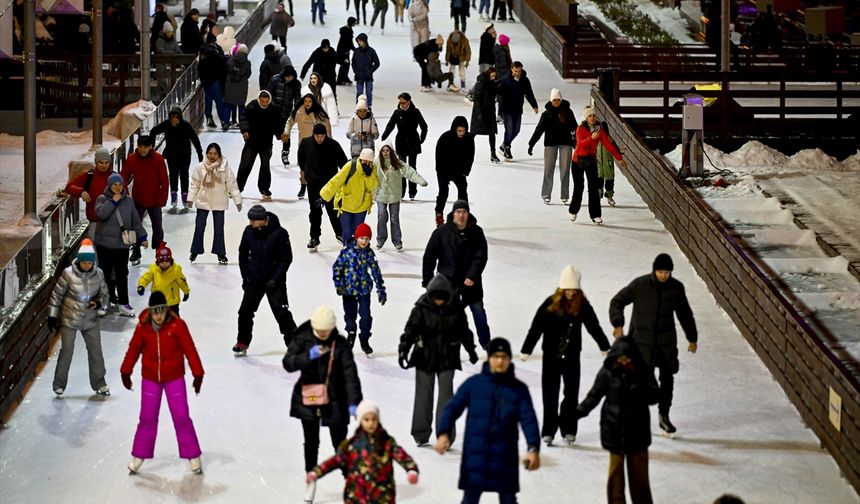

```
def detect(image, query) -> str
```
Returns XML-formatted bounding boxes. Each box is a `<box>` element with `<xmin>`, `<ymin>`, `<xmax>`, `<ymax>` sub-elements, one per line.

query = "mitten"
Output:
<box><xmin>336</xmin><ymin>287</ymin><xmax>345</xmax><ymax>296</ymax></box>
<box><xmin>183</xmin><ymin>292</ymin><xmax>190</xmax><ymax>302</ymax></box>
<box><xmin>468</xmin><ymin>349</ymin><xmax>479</xmax><ymax>365</ymax></box>
<box><xmin>121</xmin><ymin>373</ymin><xmax>133</xmax><ymax>390</ymax></box>
<box><xmin>407</xmin><ymin>470</ymin><xmax>419</xmax><ymax>485</ymax></box>
<box><xmin>236</xmin><ymin>203</ymin><xmax>243</xmax><ymax>212</ymax></box>
<box><xmin>378</xmin><ymin>289</ymin><xmax>387</xmax><ymax>305</ymax></box>
<box><xmin>309</xmin><ymin>345</ymin><xmax>323</xmax><ymax>360</ymax></box>
<box><xmin>192</xmin><ymin>376</ymin><xmax>203</xmax><ymax>394</ymax></box>
<box><xmin>47</xmin><ymin>316</ymin><xmax>58</xmax><ymax>332</ymax></box>
<box><xmin>527</xmin><ymin>145</ymin><xmax>534</xmax><ymax>156</ymax></box>
<box><xmin>137</xmin><ymin>286</ymin><xmax>145</xmax><ymax>296</ymax></box>
<box><xmin>398</xmin><ymin>345</ymin><xmax>411</xmax><ymax>369</ymax></box>
<box><xmin>349</xmin><ymin>404</ymin><xmax>358</xmax><ymax>418</ymax></box>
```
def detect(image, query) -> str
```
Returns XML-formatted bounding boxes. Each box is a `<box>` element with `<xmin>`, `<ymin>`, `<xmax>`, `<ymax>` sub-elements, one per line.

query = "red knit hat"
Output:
<box><xmin>354</xmin><ymin>223</ymin><xmax>372</xmax><ymax>240</ymax></box>
<box><xmin>156</xmin><ymin>242</ymin><xmax>173</xmax><ymax>262</ymax></box>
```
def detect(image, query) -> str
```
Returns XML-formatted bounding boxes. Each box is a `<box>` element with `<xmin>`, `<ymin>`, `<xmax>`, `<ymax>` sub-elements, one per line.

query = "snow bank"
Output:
<box><xmin>104</xmin><ymin>100</ymin><xmax>156</xmax><ymax>140</ymax></box>
<box><xmin>576</xmin><ymin>0</ymin><xmax>700</xmax><ymax>45</ymax></box>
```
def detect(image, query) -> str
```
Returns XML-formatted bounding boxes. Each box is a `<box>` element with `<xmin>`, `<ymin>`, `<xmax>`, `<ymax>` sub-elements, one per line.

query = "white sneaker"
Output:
<box><xmin>542</xmin><ymin>435</ymin><xmax>553</xmax><ymax>446</ymax></box>
<box><xmin>592</xmin><ymin>217</ymin><xmax>604</xmax><ymax>225</ymax></box>
<box><xmin>561</xmin><ymin>199</ymin><xmax>569</xmax><ymax>205</ymax></box>
<box><xmin>304</xmin><ymin>480</ymin><xmax>317</xmax><ymax>503</ymax></box>
<box><xmin>448</xmin><ymin>84</ymin><xmax>460</xmax><ymax>92</ymax></box>
<box><xmin>53</xmin><ymin>387</ymin><xmax>64</xmax><ymax>396</ymax></box>
<box><xmin>189</xmin><ymin>457</ymin><xmax>203</xmax><ymax>474</ymax></box>
<box><xmin>96</xmin><ymin>386</ymin><xmax>111</xmax><ymax>396</ymax></box>
<box><xmin>542</xmin><ymin>198</ymin><xmax>550</xmax><ymax>205</ymax></box>
<box><xmin>569</xmin><ymin>213</ymin><xmax>577</xmax><ymax>221</ymax></box>
<box><xmin>118</xmin><ymin>304</ymin><xmax>135</xmax><ymax>317</ymax></box>
<box><xmin>97</xmin><ymin>308</ymin><xmax>108</xmax><ymax>318</ymax></box>
<box><xmin>128</xmin><ymin>457</ymin><xmax>144</xmax><ymax>474</ymax></box>
<box><xmin>564</xmin><ymin>434</ymin><xmax>576</xmax><ymax>445</ymax></box>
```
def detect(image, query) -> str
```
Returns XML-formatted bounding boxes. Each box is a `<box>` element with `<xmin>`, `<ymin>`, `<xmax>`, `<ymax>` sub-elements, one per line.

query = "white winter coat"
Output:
<box><xmin>188</xmin><ymin>158</ymin><xmax>242</xmax><ymax>211</ymax></box>
<box><xmin>408</xmin><ymin>0</ymin><xmax>430</xmax><ymax>48</ymax></box>
<box><xmin>346</xmin><ymin>112</ymin><xmax>379</xmax><ymax>157</ymax></box>
<box><xmin>301</xmin><ymin>83</ymin><xmax>339</xmax><ymax>126</ymax></box>
<box><xmin>49</xmin><ymin>262</ymin><xmax>109</xmax><ymax>331</ymax></box>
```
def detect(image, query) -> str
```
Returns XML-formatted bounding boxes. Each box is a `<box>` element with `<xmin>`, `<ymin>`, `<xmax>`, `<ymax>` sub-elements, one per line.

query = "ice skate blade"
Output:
<box><xmin>234</xmin><ymin>350</ymin><xmax>247</xmax><ymax>357</ymax></box>
<box><xmin>660</xmin><ymin>430</ymin><xmax>676</xmax><ymax>439</ymax></box>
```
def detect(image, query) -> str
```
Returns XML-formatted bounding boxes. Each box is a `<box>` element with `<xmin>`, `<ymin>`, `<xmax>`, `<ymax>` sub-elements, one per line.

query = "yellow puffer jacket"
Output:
<box><xmin>320</xmin><ymin>159</ymin><xmax>379</xmax><ymax>216</ymax></box>
<box><xmin>137</xmin><ymin>262</ymin><xmax>190</xmax><ymax>306</ymax></box>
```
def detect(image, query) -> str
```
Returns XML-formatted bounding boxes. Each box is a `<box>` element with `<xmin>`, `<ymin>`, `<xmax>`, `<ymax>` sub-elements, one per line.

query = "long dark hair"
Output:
<box><xmin>290</xmin><ymin>93</ymin><xmax>329</xmax><ymax>121</ymax></box>
<box><xmin>308</xmin><ymin>72</ymin><xmax>324</xmax><ymax>104</ymax></box>
<box><xmin>378</xmin><ymin>144</ymin><xmax>403</xmax><ymax>171</ymax></box>
<box><xmin>205</xmin><ymin>142</ymin><xmax>222</xmax><ymax>158</ymax></box>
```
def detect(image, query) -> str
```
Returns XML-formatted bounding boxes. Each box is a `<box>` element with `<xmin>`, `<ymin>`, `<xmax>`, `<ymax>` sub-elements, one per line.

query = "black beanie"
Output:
<box><xmin>653</xmin><ymin>253</ymin><xmax>674</xmax><ymax>272</ymax></box>
<box><xmin>149</xmin><ymin>290</ymin><xmax>168</xmax><ymax>307</ymax></box>
<box><xmin>247</xmin><ymin>204</ymin><xmax>267</xmax><ymax>221</ymax></box>
<box><xmin>137</xmin><ymin>134</ymin><xmax>154</xmax><ymax>146</ymax></box>
<box><xmin>452</xmin><ymin>200</ymin><xmax>470</xmax><ymax>213</ymax></box>
<box><xmin>312</xmin><ymin>123</ymin><xmax>327</xmax><ymax>135</ymax></box>
<box><xmin>486</xmin><ymin>338</ymin><xmax>512</xmax><ymax>358</ymax></box>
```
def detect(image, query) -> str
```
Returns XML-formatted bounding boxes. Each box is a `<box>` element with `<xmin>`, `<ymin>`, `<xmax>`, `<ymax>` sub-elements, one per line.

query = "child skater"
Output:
<box><xmin>307</xmin><ymin>400</ymin><xmax>419</xmax><ymax>504</ymax></box>
<box><xmin>332</xmin><ymin>222</ymin><xmax>386</xmax><ymax>356</ymax></box>
<box><xmin>136</xmin><ymin>242</ymin><xmax>190</xmax><ymax>316</ymax></box>
<box><xmin>121</xmin><ymin>291</ymin><xmax>205</xmax><ymax>475</ymax></box>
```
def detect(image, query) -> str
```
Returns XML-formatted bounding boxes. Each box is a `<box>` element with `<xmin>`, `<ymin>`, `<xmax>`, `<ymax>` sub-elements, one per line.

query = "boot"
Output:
<box><xmin>347</xmin><ymin>331</ymin><xmax>357</xmax><ymax>348</ymax></box>
<box><xmin>168</xmin><ymin>192</ymin><xmax>178</xmax><ymax>214</ymax></box>
<box><xmin>490</xmin><ymin>152</ymin><xmax>501</xmax><ymax>164</ymax></box>
<box><xmin>206</xmin><ymin>118</ymin><xmax>216</xmax><ymax>129</ymax></box>
<box><xmin>189</xmin><ymin>457</ymin><xmax>203</xmax><ymax>474</ymax></box>
<box><xmin>180</xmin><ymin>193</ymin><xmax>190</xmax><ymax>213</ymax></box>
<box><xmin>359</xmin><ymin>334</ymin><xmax>373</xmax><ymax>356</ymax></box>
<box><xmin>297</xmin><ymin>184</ymin><xmax>307</xmax><ymax>199</ymax></box>
<box><xmin>659</xmin><ymin>413</ymin><xmax>677</xmax><ymax>435</ymax></box>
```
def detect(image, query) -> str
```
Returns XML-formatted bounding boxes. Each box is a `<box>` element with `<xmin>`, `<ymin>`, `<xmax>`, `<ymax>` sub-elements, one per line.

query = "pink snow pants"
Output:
<box><xmin>131</xmin><ymin>377</ymin><xmax>201</xmax><ymax>459</ymax></box>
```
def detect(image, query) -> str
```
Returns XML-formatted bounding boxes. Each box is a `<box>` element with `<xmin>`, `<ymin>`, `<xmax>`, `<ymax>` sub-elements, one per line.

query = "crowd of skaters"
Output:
<box><xmin>43</xmin><ymin>2</ymin><xmax>761</xmax><ymax>503</ymax></box>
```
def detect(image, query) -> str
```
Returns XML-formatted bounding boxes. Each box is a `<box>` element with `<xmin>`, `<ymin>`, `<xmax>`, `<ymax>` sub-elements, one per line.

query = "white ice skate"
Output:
<box><xmin>607</xmin><ymin>196</ymin><xmax>616</xmax><ymax>206</ymax></box>
<box><xmin>127</xmin><ymin>457</ymin><xmax>144</xmax><ymax>474</ymax></box>
<box><xmin>189</xmin><ymin>457</ymin><xmax>203</xmax><ymax>474</ymax></box>
<box><xmin>592</xmin><ymin>217</ymin><xmax>604</xmax><ymax>225</ymax></box>
<box><xmin>569</xmin><ymin>213</ymin><xmax>577</xmax><ymax>222</ymax></box>
<box><xmin>96</xmin><ymin>386</ymin><xmax>111</xmax><ymax>396</ymax></box>
<box><xmin>232</xmin><ymin>342</ymin><xmax>248</xmax><ymax>357</ymax></box>
<box><xmin>564</xmin><ymin>434</ymin><xmax>576</xmax><ymax>446</ymax></box>
<box><xmin>304</xmin><ymin>480</ymin><xmax>317</xmax><ymax>503</ymax></box>
<box><xmin>542</xmin><ymin>436</ymin><xmax>553</xmax><ymax>447</ymax></box>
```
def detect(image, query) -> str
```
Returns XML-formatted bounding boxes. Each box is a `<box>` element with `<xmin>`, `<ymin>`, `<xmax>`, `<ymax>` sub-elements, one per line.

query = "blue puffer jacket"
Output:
<box><xmin>332</xmin><ymin>240</ymin><xmax>386</xmax><ymax>297</ymax></box>
<box><xmin>438</xmin><ymin>362</ymin><xmax>541</xmax><ymax>493</ymax></box>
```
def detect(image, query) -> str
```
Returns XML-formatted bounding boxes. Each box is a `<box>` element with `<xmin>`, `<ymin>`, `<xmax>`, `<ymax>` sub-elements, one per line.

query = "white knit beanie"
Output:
<box><xmin>359</xmin><ymin>148</ymin><xmax>375</xmax><ymax>162</ymax></box>
<box><xmin>356</xmin><ymin>400</ymin><xmax>379</xmax><ymax>420</ymax></box>
<box><xmin>558</xmin><ymin>265</ymin><xmax>581</xmax><ymax>290</ymax></box>
<box><xmin>583</xmin><ymin>105</ymin><xmax>596</xmax><ymax>118</ymax></box>
<box><xmin>310</xmin><ymin>306</ymin><xmax>337</xmax><ymax>331</ymax></box>
<box><xmin>550</xmin><ymin>88</ymin><xmax>562</xmax><ymax>101</ymax></box>
<box><xmin>355</xmin><ymin>95</ymin><xmax>368</xmax><ymax>111</ymax></box>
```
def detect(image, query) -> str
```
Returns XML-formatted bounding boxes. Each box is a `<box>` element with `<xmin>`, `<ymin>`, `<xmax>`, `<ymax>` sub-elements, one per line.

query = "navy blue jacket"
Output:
<box><xmin>238</xmin><ymin>212</ymin><xmax>292</xmax><ymax>285</ymax></box>
<box><xmin>351</xmin><ymin>44</ymin><xmax>380</xmax><ymax>82</ymax></box>
<box><xmin>498</xmin><ymin>71</ymin><xmax>538</xmax><ymax>116</ymax></box>
<box><xmin>437</xmin><ymin>362</ymin><xmax>541</xmax><ymax>493</ymax></box>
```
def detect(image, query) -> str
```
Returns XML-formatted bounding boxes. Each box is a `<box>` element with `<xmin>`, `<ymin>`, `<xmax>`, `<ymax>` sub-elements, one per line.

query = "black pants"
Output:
<box><xmin>337</xmin><ymin>59</ymin><xmax>352</xmax><ymax>84</ymax></box>
<box><xmin>657</xmin><ymin>365</ymin><xmax>675</xmax><ymax>416</ymax></box>
<box><xmin>165</xmin><ymin>151</ymin><xmax>191</xmax><ymax>195</ymax></box>
<box><xmin>301</xmin><ymin>418</ymin><xmax>348</xmax><ymax>472</ymax></box>
<box><xmin>354</xmin><ymin>0</ymin><xmax>368</xmax><ymax>23</ymax></box>
<box><xmin>307</xmin><ymin>183</ymin><xmax>342</xmax><ymax>240</ymax></box>
<box><xmin>96</xmin><ymin>245</ymin><xmax>130</xmax><ymax>305</ymax></box>
<box><xmin>272</xmin><ymin>34</ymin><xmax>286</xmax><ymax>47</ymax></box>
<box><xmin>398</xmin><ymin>151</ymin><xmax>419</xmax><ymax>199</ymax></box>
<box><xmin>237</xmin><ymin>283</ymin><xmax>297</xmax><ymax>347</ymax></box>
<box><xmin>454</xmin><ymin>13</ymin><xmax>467</xmax><ymax>32</ymax></box>
<box><xmin>542</xmin><ymin>355</ymin><xmax>581</xmax><ymax>438</ymax></box>
<box><xmin>435</xmin><ymin>172</ymin><xmax>468</xmax><ymax>215</ymax></box>
<box><xmin>492</xmin><ymin>0</ymin><xmax>507</xmax><ymax>20</ymax></box>
<box><xmin>418</xmin><ymin>59</ymin><xmax>431</xmax><ymax>87</ymax></box>
<box><xmin>237</xmin><ymin>142</ymin><xmax>273</xmax><ymax>196</ymax></box>
<box><xmin>569</xmin><ymin>156</ymin><xmax>601</xmax><ymax>219</ymax></box>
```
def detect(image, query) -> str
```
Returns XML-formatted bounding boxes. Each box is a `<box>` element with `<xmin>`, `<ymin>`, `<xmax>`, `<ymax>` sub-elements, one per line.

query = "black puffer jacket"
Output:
<box><xmin>609</xmin><ymin>273</ymin><xmax>697</xmax><ymax>369</ymax></box>
<box><xmin>238</xmin><ymin>211</ymin><xmax>292</xmax><ymax>285</ymax></box>
<box><xmin>180</xmin><ymin>14</ymin><xmax>203</xmax><ymax>54</ymax></box>
<box><xmin>283</xmin><ymin>321</ymin><xmax>363</xmax><ymax>426</ymax></box>
<box><xmin>239</xmin><ymin>95</ymin><xmax>285</xmax><ymax>148</ymax></box>
<box><xmin>381</xmin><ymin>102</ymin><xmax>428</xmax><ymax>156</ymax></box>
<box><xmin>435</xmin><ymin>116</ymin><xmax>475</xmax><ymax>177</ymax></box>
<box><xmin>336</xmin><ymin>25</ymin><xmax>355</xmax><ymax>60</ymax></box>
<box><xmin>297</xmin><ymin>136</ymin><xmax>348</xmax><ymax>187</ymax></box>
<box><xmin>422</xmin><ymin>212</ymin><xmax>488</xmax><ymax>306</ymax></box>
<box><xmin>224</xmin><ymin>52</ymin><xmax>252</xmax><ymax>106</ymax></box>
<box><xmin>521</xmin><ymin>295</ymin><xmax>611</xmax><ymax>359</ymax></box>
<box><xmin>198</xmin><ymin>44</ymin><xmax>226</xmax><ymax>87</ymax></box>
<box><xmin>266</xmin><ymin>66</ymin><xmax>302</xmax><ymax>121</ymax></box>
<box><xmin>478</xmin><ymin>32</ymin><xmax>495</xmax><ymax>66</ymax></box>
<box><xmin>470</xmin><ymin>73</ymin><xmax>498</xmax><ymax>135</ymax></box>
<box><xmin>149</xmin><ymin>107</ymin><xmax>203</xmax><ymax>160</ymax></box>
<box><xmin>528</xmin><ymin>99</ymin><xmax>577</xmax><ymax>148</ymax></box>
<box><xmin>576</xmin><ymin>337</ymin><xmax>659</xmax><ymax>454</ymax></box>
<box><xmin>259</xmin><ymin>50</ymin><xmax>284</xmax><ymax>89</ymax></box>
<box><xmin>301</xmin><ymin>46</ymin><xmax>338</xmax><ymax>87</ymax></box>
<box><xmin>400</xmin><ymin>275</ymin><xmax>476</xmax><ymax>372</ymax></box>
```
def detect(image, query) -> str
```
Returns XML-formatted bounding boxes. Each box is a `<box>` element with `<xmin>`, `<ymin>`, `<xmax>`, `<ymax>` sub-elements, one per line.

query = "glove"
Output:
<box><xmin>306</xmin><ymin>472</ymin><xmax>318</xmax><ymax>484</ymax></box>
<box><xmin>407</xmin><ymin>470</ymin><xmax>419</xmax><ymax>485</ymax></box>
<box><xmin>349</xmin><ymin>404</ymin><xmax>358</xmax><ymax>418</ymax></box>
<box><xmin>309</xmin><ymin>345</ymin><xmax>323</xmax><ymax>360</ymax></box>
<box><xmin>520</xmin><ymin>353</ymin><xmax>530</xmax><ymax>362</ymax></box>
<box><xmin>47</xmin><ymin>316</ymin><xmax>58</xmax><ymax>332</ymax></box>
<box><xmin>137</xmin><ymin>286</ymin><xmax>145</xmax><ymax>296</ymax></box>
<box><xmin>378</xmin><ymin>290</ymin><xmax>387</xmax><ymax>305</ymax></box>
<box><xmin>468</xmin><ymin>349</ymin><xmax>479</xmax><ymax>365</ymax></box>
<box><xmin>236</xmin><ymin>203</ymin><xmax>243</xmax><ymax>212</ymax></box>
<box><xmin>336</xmin><ymin>287</ymin><xmax>345</xmax><ymax>296</ymax></box>
<box><xmin>193</xmin><ymin>375</ymin><xmax>203</xmax><ymax>394</ymax></box>
<box><xmin>265</xmin><ymin>279</ymin><xmax>277</xmax><ymax>292</ymax></box>
<box><xmin>121</xmin><ymin>373</ymin><xmax>133</xmax><ymax>390</ymax></box>
<box><xmin>362</xmin><ymin>163</ymin><xmax>372</xmax><ymax>176</ymax></box>
<box><xmin>314</xmin><ymin>198</ymin><xmax>325</xmax><ymax>209</ymax></box>
<box><xmin>398</xmin><ymin>346</ymin><xmax>411</xmax><ymax>369</ymax></box>
<box><xmin>527</xmin><ymin>145</ymin><xmax>534</xmax><ymax>156</ymax></box>
<box><xmin>183</xmin><ymin>292</ymin><xmax>190</xmax><ymax>302</ymax></box>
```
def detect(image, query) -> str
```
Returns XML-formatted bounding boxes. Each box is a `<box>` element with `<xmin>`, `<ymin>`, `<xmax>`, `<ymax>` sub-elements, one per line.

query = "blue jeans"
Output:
<box><xmin>311</xmin><ymin>0</ymin><xmax>325</xmax><ymax>23</ymax></box>
<box><xmin>468</xmin><ymin>300</ymin><xmax>491</xmax><ymax>348</ymax></box>
<box><xmin>356</xmin><ymin>80</ymin><xmax>373</xmax><ymax>107</ymax></box>
<box><xmin>376</xmin><ymin>202</ymin><xmax>401</xmax><ymax>246</ymax></box>
<box><xmin>342</xmin><ymin>293</ymin><xmax>372</xmax><ymax>337</ymax></box>
<box><xmin>479</xmin><ymin>0</ymin><xmax>490</xmax><ymax>14</ymax></box>
<box><xmin>203</xmin><ymin>81</ymin><xmax>229</xmax><ymax>125</ymax></box>
<box><xmin>463</xmin><ymin>490</ymin><xmax>517</xmax><ymax>504</ymax></box>
<box><xmin>501</xmin><ymin>113</ymin><xmax>522</xmax><ymax>147</ymax></box>
<box><xmin>339</xmin><ymin>211</ymin><xmax>367</xmax><ymax>244</ymax></box>
<box><xmin>191</xmin><ymin>209</ymin><xmax>226</xmax><ymax>256</ymax></box>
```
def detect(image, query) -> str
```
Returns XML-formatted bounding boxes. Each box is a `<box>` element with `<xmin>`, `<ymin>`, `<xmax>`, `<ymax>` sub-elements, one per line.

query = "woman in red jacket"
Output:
<box><xmin>570</xmin><ymin>106</ymin><xmax>626</xmax><ymax>225</ymax></box>
<box><xmin>121</xmin><ymin>291</ymin><xmax>205</xmax><ymax>475</ymax></box>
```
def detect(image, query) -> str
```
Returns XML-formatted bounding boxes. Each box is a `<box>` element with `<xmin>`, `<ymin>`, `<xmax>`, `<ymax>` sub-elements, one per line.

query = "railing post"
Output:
<box><xmin>779</xmin><ymin>79</ymin><xmax>786</xmax><ymax>152</ymax></box>
<box><xmin>92</xmin><ymin>0</ymin><xmax>104</xmax><ymax>148</ymax></box>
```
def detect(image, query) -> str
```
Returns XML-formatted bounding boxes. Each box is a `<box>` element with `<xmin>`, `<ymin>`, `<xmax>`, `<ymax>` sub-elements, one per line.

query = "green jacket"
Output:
<box><xmin>373</xmin><ymin>158</ymin><xmax>427</xmax><ymax>204</ymax></box>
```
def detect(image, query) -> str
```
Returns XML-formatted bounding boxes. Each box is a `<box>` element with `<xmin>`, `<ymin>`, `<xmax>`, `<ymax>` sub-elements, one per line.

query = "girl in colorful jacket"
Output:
<box><xmin>121</xmin><ymin>291</ymin><xmax>205</xmax><ymax>476</ymax></box>
<box><xmin>332</xmin><ymin>223</ymin><xmax>386</xmax><ymax>356</ymax></box>
<box><xmin>308</xmin><ymin>400</ymin><xmax>419</xmax><ymax>504</ymax></box>
<box><xmin>137</xmin><ymin>242</ymin><xmax>190</xmax><ymax>316</ymax></box>
<box><xmin>373</xmin><ymin>143</ymin><xmax>427</xmax><ymax>251</ymax></box>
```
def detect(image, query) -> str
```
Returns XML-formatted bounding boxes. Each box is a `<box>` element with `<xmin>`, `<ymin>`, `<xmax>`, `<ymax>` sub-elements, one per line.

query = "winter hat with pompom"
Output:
<box><xmin>583</xmin><ymin>105</ymin><xmax>596</xmax><ymax>118</ymax></box>
<box><xmin>356</xmin><ymin>400</ymin><xmax>379</xmax><ymax>420</ymax></box>
<box><xmin>354</xmin><ymin>223</ymin><xmax>372</xmax><ymax>240</ymax></box>
<box><xmin>558</xmin><ymin>265</ymin><xmax>581</xmax><ymax>290</ymax></box>
<box><xmin>77</xmin><ymin>238</ymin><xmax>96</xmax><ymax>263</ymax></box>
<box><xmin>355</xmin><ymin>95</ymin><xmax>368</xmax><ymax>111</ymax></box>
<box><xmin>310</xmin><ymin>305</ymin><xmax>337</xmax><ymax>331</ymax></box>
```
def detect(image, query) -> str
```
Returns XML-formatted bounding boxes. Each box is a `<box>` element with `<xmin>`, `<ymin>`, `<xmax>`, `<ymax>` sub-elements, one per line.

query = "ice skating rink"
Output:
<box><xmin>1</xmin><ymin>2</ymin><xmax>857</xmax><ymax>503</ymax></box>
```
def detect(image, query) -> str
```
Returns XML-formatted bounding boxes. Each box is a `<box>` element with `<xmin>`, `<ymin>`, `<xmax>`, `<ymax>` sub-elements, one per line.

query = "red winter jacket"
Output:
<box><xmin>573</xmin><ymin>124</ymin><xmax>622</xmax><ymax>162</ymax></box>
<box><xmin>120</xmin><ymin>151</ymin><xmax>169</xmax><ymax>208</ymax></box>
<box><xmin>65</xmin><ymin>168</ymin><xmax>117</xmax><ymax>223</ymax></box>
<box><xmin>120</xmin><ymin>310</ymin><xmax>204</xmax><ymax>383</ymax></box>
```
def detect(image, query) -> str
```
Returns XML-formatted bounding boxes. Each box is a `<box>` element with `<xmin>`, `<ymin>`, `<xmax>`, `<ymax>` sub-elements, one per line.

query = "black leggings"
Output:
<box><xmin>165</xmin><ymin>152</ymin><xmax>191</xmax><ymax>194</ymax></box>
<box><xmin>96</xmin><ymin>245</ymin><xmax>130</xmax><ymax>305</ymax></box>
<box><xmin>301</xmin><ymin>418</ymin><xmax>348</xmax><ymax>471</ymax></box>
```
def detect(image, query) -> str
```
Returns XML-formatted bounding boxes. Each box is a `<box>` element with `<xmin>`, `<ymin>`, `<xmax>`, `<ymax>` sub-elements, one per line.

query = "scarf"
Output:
<box><xmin>201</xmin><ymin>157</ymin><xmax>223</xmax><ymax>188</ymax></box>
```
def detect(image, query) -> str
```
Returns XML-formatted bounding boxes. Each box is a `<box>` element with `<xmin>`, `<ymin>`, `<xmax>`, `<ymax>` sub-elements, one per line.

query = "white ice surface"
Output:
<box><xmin>1</xmin><ymin>5</ymin><xmax>858</xmax><ymax>504</ymax></box>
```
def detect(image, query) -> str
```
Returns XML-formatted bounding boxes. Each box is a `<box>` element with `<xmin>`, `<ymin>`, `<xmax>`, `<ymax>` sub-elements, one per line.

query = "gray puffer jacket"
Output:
<box><xmin>49</xmin><ymin>261</ymin><xmax>109</xmax><ymax>330</ymax></box>
<box><xmin>94</xmin><ymin>184</ymin><xmax>147</xmax><ymax>250</ymax></box>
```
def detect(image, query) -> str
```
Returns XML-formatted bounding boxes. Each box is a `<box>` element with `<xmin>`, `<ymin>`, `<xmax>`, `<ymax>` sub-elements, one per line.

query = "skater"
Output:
<box><xmin>493</xmin><ymin>33</ymin><xmax>512</xmax><ymax>81</ymax></box>
<box><xmin>346</xmin><ymin>95</ymin><xmax>379</xmax><ymax>157</ymax></box>
<box><xmin>234</xmin><ymin>204</ymin><xmax>298</xmax><ymax>355</ymax></box>
<box><xmin>136</xmin><ymin>242</ymin><xmax>190</xmax><ymax>317</ymax></box>
<box><xmin>198</xmin><ymin>42</ymin><xmax>230</xmax><ymax>130</ymax></box>
<box><xmin>120</xmin><ymin>134</ymin><xmax>168</xmax><ymax>267</ymax></box>
<box><xmin>187</xmin><ymin>142</ymin><xmax>243</xmax><ymax>264</ymax></box>
<box><xmin>223</xmin><ymin>44</ymin><xmax>252</xmax><ymax>129</ymax></box>
<box><xmin>336</xmin><ymin>17</ymin><xmax>359</xmax><ymax>86</ymax></box>
<box><xmin>47</xmin><ymin>239</ymin><xmax>110</xmax><ymax>396</ymax></box>
<box><xmin>470</xmin><ymin>67</ymin><xmax>500</xmax><ymax>163</ymax></box>
<box><xmin>435</xmin><ymin>337</ymin><xmax>541</xmax><ymax>504</ymax></box>
<box><xmin>380</xmin><ymin>93</ymin><xmax>428</xmax><ymax>200</ymax></box>
<box><xmin>180</xmin><ymin>9</ymin><xmax>203</xmax><ymax>54</ymax></box>
<box><xmin>520</xmin><ymin>265</ymin><xmax>611</xmax><ymax>446</ymax></box>
<box><xmin>265</xmin><ymin>2</ymin><xmax>294</xmax><ymax>47</ymax></box>
<box><xmin>392</xmin><ymin>0</ymin><xmax>405</xmax><ymax>23</ymax></box>
<box><xmin>65</xmin><ymin>148</ymin><xmax>116</xmax><ymax>238</ymax></box>
<box><xmin>408</xmin><ymin>0</ymin><xmax>430</xmax><ymax>48</ymax></box>
<box><xmin>373</xmin><ymin>143</ymin><xmax>428</xmax><ymax>250</ymax></box>
<box><xmin>298</xmin><ymin>123</ymin><xmax>348</xmax><ymax>250</ymax></box>
<box><xmin>478</xmin><ymin>23</ymin><xmax>496</xmax><ymax>73</ymax></box>
<box><xmin>319</xmin><ymin>148</ymin><xmax>380</xmax><ymax>242</ymax></box>
<box><xmin>609</xmin><ymin>253</ymin><xmax>698</xmax><ymax>436</ymax></box>
<box><xmin>399</xmin><ymin>274</ymin><xmax>478</xmax><ymax>445</ymax></box>
<box><xmin>414</xmin><ymin>35</ymin><xmax>456</xmax><ymax>92</ymax></box>
<box><xmin>267</xmin><ymin>65</ymin><xmax>302</xmax><ymax>166</ymax></box>
<box><xmin>353</xmin><ymin>0</ymin><xmax>369</xmax><ymax>24</ymax></box>
<box><xmin>445</xmin><ymin>30</ymin><xmax>471</xmax><ymax>91</ymax></box>
<box><xmin>451</xmin><ymin>0</ymin><xmax>469</xmax><ymax>32</ymax></box>
<box><xmin>283</xmin><ymin>305</ymin><xmax>363</xmax><ymax>504</ymax></box>
<box><xmin>422</xmin><ymin>200</ymin><xmax>491</xmax><ymax>349</ymax></box>
<box><xmin>94</xmin><ymin>173</ymin><xmax>148</xmax><ymax>318</ymax></box>
<box><xmin>575</xmin><ymin>336</ymin><xmax>658</xmax><ymax>504</ymax></box>
<box><xmin>369</xmin><ymin>0</ymin><xmax>389</xmax><ymax>32</ymax></box>
<box><xmin>527</xmin><ymin>88</ymin><xmax>577</xmax><ymax>205</ymax></box>
<box><xmin>433</xmin><ymin>116</ymin><xmax>474</xmax><ymax>225</ymax></box>
<box><xmin>351</xmin><ymin>33</ymin><xmax>380</xmax><ymax>107</ymax></box>
<box><xmin>300</xmin><ymin>39</ymin><xmax>339</xmax><ymax>100</ymax></box>
<box><xmin>150</xmin><ymin>107</ymin><xmax>204</xmax><ymax>213</ymax></box>
<box><xmin>332</xmin><ymin>222</ymin><xmax>387</xmax><ymax>355</ymax></box>
<box><xmin>236</xmin><ymin>90</ymin><xmax>285</xmax><ymax>202</ymax></box>
<box><xmin>302</xmin><ymin>71</ymin><xmax>339</xmax><ymax>126</ymax></box>
<box><xmin>491</xmin><ymin>0</ymin><xmax>513</xmax><ymax>22</ymax></box>
<box><xmin>497</xmin><ymin>61</ymin><xmax>538</xmax><ymax>161</ymax></box>
<box><xmin>571</xmin><ymin>106</ymin><xmax>626</xmax><ymax>224</ymax></box>
<box><xmin>121</xmin><ymin>290</ymin><xmax>205</xmax><ymax>476</ymax></box>
<box><xmin>286</xmin><ymin>94</ymin><xmax>332</xmax><ymax>199</ymax></box>
<box><xmin>311</xmin><ymin>0</ymin><xmax>326</xmax><ymax>24</ymax></box>
<box><xmin>259</xmin><ymin>43</ymin><xmax>284</xmax><ymax>90</ymax></box>
<box><xmin>307</xmin><ymin>400</ymin><xmax>420</xmax><ymax>503</ymax></box>
<box><xmin>597</xmin><ymin>120</ymin><xmax>623</xmax><ymax>207</ymax></box>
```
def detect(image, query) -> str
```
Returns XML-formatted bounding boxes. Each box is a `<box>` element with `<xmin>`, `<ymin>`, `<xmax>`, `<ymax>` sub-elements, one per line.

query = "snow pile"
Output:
<box><xmin>729</xmin><ymin>141</ymin><xmax>790</xmax><ymax>168</ymax></box>
<box><xmin>104</xmin><ymin>100</ymin><xmax>156</xmax><ymax>140</ymax></box>
<box><xmin>786</xmin><ymin>148</ymin><xmax>844</xmax><ymax>172</ymax></box>
<box><xmin>0</xmin><ymin>130</ymin><xmax>108</xmax><ymax>149</ymax></box>
<box><xmin>576</xmin><ymin>0</ymin><xmax>699</xmax><ymax>45</ymax></box>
